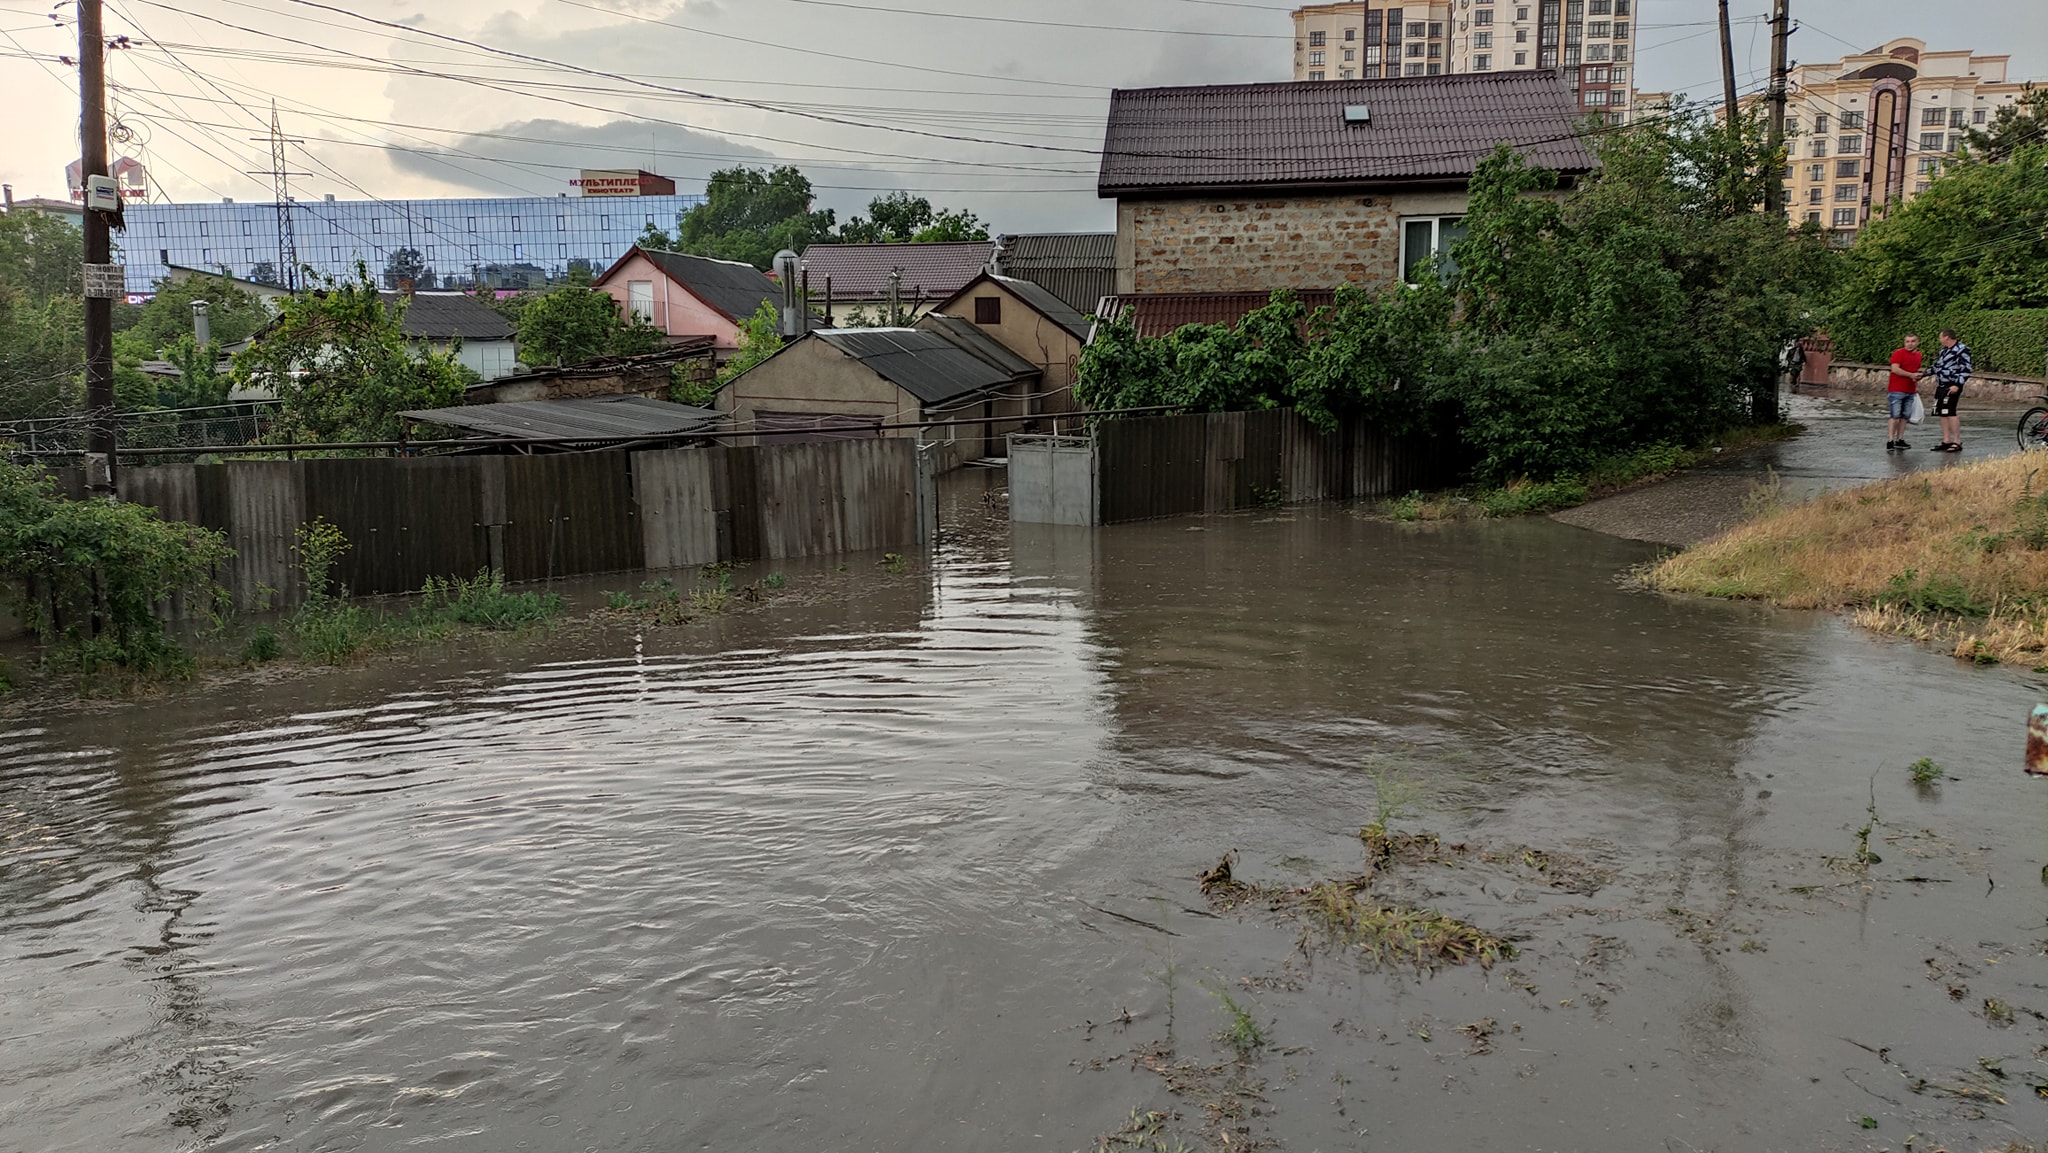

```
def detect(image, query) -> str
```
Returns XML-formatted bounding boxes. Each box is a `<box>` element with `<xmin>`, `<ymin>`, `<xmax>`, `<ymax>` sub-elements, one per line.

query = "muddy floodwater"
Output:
<box><xmin>4</xmin><ymin>478</ymin><xmax>2047</xmax><ymax>1152</ymax></box>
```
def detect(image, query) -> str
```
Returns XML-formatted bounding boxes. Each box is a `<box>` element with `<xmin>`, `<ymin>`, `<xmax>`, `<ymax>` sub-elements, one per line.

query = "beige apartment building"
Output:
<box><xmin>1774</xmin><ymin>38</ymin><xmax>2026</xmax><ymax>238</ymax></box>
<box><xmin>1291</xmin><ymin>0</ymin><xmax>1640</xmax><ymax>124</ymax></box>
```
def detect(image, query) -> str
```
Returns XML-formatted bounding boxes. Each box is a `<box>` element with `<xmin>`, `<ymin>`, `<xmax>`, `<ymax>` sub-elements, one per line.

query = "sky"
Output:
<box><xmin>0</xmin><ymin>0</ymin><xmax>2042</xmax><ymax>234</ymax></box>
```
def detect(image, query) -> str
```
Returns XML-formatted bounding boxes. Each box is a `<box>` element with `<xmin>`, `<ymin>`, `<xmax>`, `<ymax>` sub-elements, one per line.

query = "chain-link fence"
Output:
<box><xmin>2</xmin><ymin>401</ymin><xmax>278</xmax><ymax>456</ymax></box>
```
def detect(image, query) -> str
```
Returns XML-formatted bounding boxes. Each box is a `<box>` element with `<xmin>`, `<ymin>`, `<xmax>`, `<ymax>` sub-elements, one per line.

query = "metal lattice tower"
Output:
<box><xmin>267</xmin><ymin>101</ymin><xmax>300</xmax><ymax>290</ymax></box>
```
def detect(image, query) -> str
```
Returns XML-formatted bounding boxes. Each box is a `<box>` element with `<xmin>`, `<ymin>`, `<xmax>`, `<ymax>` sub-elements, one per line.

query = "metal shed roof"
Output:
<box><xmin>1098</xmin><ymin>72</ymin><xmax>1599</xmax><ymax>196</ymax></box>
<box><xmin>400</xmin><ymin>395</ymin><xmax>722</xmax><ymax>441</ymax></box>
<box><xmin>798</xmin><ymin>241</ymin><xmax>996</xmax><ymax>302</ymax></box>
<box><xmin>633</xmin><ymin>248</ymin><xmax>781</xmax><ymax>322</ymax></box>
<box><xmin>992</xmin><ymin>233</ymin><xmax>1117</xmax><ymax>315</ymax></box>
<box><xmin>812</xmin><ymin>326</ymin><xmax>1036</xmax><ymax>405</ymax></box>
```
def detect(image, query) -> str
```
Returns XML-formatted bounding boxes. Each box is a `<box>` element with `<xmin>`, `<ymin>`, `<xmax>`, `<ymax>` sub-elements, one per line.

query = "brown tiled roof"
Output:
<box><xmin>1098</xmin><ymin>72</ymin><xmax>1599</xmax><ymax>196</ymax></box>
<box><xmin>1091</xmin><ymin>291</ymin><xmax>1338</xmax><ymax>340</ymax></box>
<box><xmin>798</xmin><ymin>241</ymin><xmax>996</xmax><ymax>303</ymax></box>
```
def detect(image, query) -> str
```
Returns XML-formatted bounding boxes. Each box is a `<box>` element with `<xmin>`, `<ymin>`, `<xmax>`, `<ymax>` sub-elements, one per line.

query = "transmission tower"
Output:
<box><xmin>262</xmin><ymin>102</ymin><xmax>303</xmax><ymax>290</ymax></box>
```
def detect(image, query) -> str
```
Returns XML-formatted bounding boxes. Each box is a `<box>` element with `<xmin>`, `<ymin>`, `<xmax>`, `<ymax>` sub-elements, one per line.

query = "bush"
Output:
<box><xmin>1833</xmin><ymin>308</ymin><xmax>2048</xmax><ymax>378</ymax></box>
<box><xmin>417</xmin><ymin>570</ymin><xmax>562</xmax><ymax>628</ymax></box>
<box><xmin>0</xmin><ymin>454</ymin><xmax>231</xmax><ymax>677</ymax></box>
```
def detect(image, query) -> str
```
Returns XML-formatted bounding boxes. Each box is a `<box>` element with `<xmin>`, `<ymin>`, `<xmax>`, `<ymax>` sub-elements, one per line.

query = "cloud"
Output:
<box><xmin>378</xmin><ymin>116</ymin><xmax>777</xmax><ymax>196</ymax></box>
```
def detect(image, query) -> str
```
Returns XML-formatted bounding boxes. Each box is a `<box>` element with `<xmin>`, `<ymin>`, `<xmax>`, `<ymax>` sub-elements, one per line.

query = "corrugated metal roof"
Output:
<box><xmin>915</xmin><ymin>312</ymin><xmax>1044</xmax><ymax>376</ymax></box>
<box><xmin>1098</xmin><ymin>72</ymin><xmax>1599</xmax><ymax>195</ymax></box>
<box><xmin>813</xmin><ymin>326</ymin><xmax>1036</xmax><ymax>405</ymax></box>
<box><xmin>635</xmin><ymin>248</ymin><xmax>780</xmax><ymax>323</ymax></box>
<box><xmin>1093</xmin><ymin>290</ymin><xmax>1338</xmax><ymax>339</ymax></box>
<box><xmin>798</xmin><ymin>242</ymin><xmax>996</xmax><ymax>303</ymax></box>
<box><xmin>381</xmin><ymin>292</ymin><xmax>515</xmax><ymax>341</ymax></box>
<box><xmin>992</xmin><ymin>233</ymin><xmax>1118</xmax><ymax>314</ymax></box>
<box><xmin>401</xmin><ymin>395</ymin><xmax>722</xmax><ymax>441</ymax></box>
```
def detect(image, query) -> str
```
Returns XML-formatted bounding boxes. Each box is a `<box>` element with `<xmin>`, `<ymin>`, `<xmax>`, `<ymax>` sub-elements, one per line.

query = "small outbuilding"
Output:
<box><xmin>930</xmin><ymin>272</ymin><xmax>1092</xmax><ymax>419</ymax></box>
<box><xmin>718</xmin><ymin>320</ymin><xmax>1040</xmax><ymax>465</ymax></box>
<box><xmin>380</xmin><ymin>291</ymin><xmax>520</xmax><ymax>381</ymax></box>
<box><xmin>591</xmin><ymin>246</ymin><xmax>782</xmax><ymax>356</ymax></box>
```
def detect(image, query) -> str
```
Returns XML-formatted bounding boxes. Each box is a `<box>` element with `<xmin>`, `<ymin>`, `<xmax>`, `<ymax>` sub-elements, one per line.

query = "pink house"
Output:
<box><xmin>592</xmin><ymin>246</ymin><xmax>781</xmax><ymax>355</ymax></box>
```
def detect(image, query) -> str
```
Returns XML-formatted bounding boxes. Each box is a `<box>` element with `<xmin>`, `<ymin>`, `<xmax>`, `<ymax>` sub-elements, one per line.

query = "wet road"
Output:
<box><xmin>3</xmin><ymin>482</ymin><xmax>2047</xmax><ymax>1153</ymax></box>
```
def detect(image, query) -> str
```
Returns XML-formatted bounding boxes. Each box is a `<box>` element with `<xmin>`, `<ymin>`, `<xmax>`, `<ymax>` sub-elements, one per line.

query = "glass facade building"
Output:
<box><xmin>116</xmin><ymin>192</ymin><xmax>707</xmax><ymax>294</ymax></box>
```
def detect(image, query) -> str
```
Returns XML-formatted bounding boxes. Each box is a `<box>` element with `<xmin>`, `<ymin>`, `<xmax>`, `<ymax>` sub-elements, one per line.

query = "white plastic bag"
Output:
<box><xmin>1907</xmin><ymin>393</ymin><xmax>1925</xmax><ymax>425</ymax></box>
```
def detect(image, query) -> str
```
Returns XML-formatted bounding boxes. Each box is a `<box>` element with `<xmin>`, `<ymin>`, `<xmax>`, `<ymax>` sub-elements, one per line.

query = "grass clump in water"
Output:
<box><xmin>1648</xmin><ymin>454</ymin><xmax>2048</xmax><ymax>666</ymax></box>
<box><xmin>1909</xmin><ymin>757</ymin><xmax>1945</xmax><ymax>786</ymax></box>
<box><xmin>1207</xmin><ymin>986</ymin><xmax>1268</xmax><ymax>1059</ymax></box>
<box><xmin>1198</xmin><ymin>852</ymin><xmax>1512</xmax><ymax>972</ymax></box>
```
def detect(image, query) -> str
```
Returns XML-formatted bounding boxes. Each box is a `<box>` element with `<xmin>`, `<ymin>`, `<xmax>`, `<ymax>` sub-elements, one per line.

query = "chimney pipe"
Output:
<box><xmin>191</xmin><ymin>299</ymin><xmax>210</xmax><ymax>347</ymax></box>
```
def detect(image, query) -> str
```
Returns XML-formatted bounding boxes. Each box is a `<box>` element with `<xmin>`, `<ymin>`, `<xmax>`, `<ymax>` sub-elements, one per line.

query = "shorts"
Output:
<box><xmin>1934</xmin><ymin>382</ymin><xmax>1963</xmax><ymax>418</ymax></box>
<box><xmin>1888</xmin><ymin>391</ymin><xmax>1915</xmax><ymax>419</ymax></box>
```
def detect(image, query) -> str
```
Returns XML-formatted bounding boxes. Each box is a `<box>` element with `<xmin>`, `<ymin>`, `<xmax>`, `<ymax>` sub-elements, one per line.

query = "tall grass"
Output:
<box><xmin>1647</xmin><ymin>454</ymin><xmax>2048</xmax><ymax>666</ymax></box>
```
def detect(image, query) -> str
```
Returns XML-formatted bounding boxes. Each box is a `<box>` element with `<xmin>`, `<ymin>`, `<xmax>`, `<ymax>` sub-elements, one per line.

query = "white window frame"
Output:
<box><xmin>1398</xmin><ymin>215</ymin><xmax>1468</xmax><ymax>286</ymax></box>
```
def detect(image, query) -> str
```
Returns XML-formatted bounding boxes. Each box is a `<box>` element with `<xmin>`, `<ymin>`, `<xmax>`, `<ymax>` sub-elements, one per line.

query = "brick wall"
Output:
<box><xmin>1115</xmin><ymin>189</ymin><xmax>1469</xmax><ymax>295</ymax></box>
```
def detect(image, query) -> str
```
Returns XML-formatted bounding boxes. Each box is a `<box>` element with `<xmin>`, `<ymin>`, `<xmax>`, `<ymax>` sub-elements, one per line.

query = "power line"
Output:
<box><xmin>769</xmin><ymin>0</ymin><xmax>1292</xmax><ymax>39</ymax></box>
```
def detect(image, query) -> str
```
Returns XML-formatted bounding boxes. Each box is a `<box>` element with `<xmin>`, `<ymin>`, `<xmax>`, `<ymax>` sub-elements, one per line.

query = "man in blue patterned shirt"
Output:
<box><xmin>1919</xmin><ymin>329</ymin><xmax>1973</xmax><ymax>453</ymax></box>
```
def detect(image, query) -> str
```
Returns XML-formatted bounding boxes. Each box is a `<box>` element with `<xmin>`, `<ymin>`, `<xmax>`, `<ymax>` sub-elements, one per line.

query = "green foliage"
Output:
<box><xmin>514</xmin><ymin>282</ymin><xmax>662</xmax><ymax>366</ymax></box>
<box><xmin>0</xmin><ymin>211</ymin><xmax>85</xmax><ymax>419</ymax></box>
<box><xmin>156</xmin><ymin>335</ymin><xmax>232</xmax><ymax>409</ymax></box>
<box><xmin>112</xmin><ymin>272</ymin><xmax>270</xmax><ymax>364</ymax></box>
<box><xmin>1908</xmin><ymin>757</ymin><xmax>1944</xmax><ymax>785</ymax></box>
<box><xmin>1875</xmin><ymin>569</ymin><xmax>1990</xmax><ymax>618</ymax></box>
<box><xmin>763</xmin><ymin>571</ymin><xmax>786</xmax><ymax>589</ymax></box>
<box><xmin>418</xmin><ymin>569</ymin><xmax>563</xmax><ymax>627</ymax></box>
<box><xmin>835</xmin><ymin>191</ymin><xmax>990</xmax><ymax>243</ymax></box>
<box><xmin>0</xmin><ymin>453</ymin><xmax>231</xmax><ymax>677</ymax></box>
<box><xmin>242</xmin><ymin>625</ymin><xmax>280</xmax><ymax>663</ymax></box>
<box><xmin>0</xmin><ymin>208</ymin><xmax>83</xmax><ymax>300</ymax></box>
<box><xmin>644</xmin><ymin>165</ymin><xmax>836</xmax><ymax>270</ymax></box>
<box><xmin>235</xmin><ymin>268</ymin><xmax>469</xmax><ymax>443</ymax></box>
<box><xmin>381</xmin><ymin>247</ymin><xmax>432</xmax><ymax>290</ymax></box>
<box><xmin>1833</xmin><ymin>308</ymin><xmax>2048</xmax><ymax>378</ymax></box>
<box><xmin>1963</xmin><ymin>82</ymin><xmax>2047</xmax><ymax>165</ymax></box>
<box><xmin>1830</xmin><ymin>122</ymin><xmax>2048</xmax><ymax>354</ymax></box>
<box><xmin>1208</xmin><ymin>986</ymin><xmax>1268</xmax><ymax>1058</ymax></box>
<box><xmin>713</xmin><ymin>299</ymin><xmax>784</xmax><ymax>386</ymax></box>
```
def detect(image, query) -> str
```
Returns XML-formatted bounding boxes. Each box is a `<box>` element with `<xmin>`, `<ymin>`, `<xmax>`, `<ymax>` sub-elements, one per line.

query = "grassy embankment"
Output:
<box><xmin>1648</xmin><ymin>452</ymin><xmax>2048</xmax><ymax>667</ymax></box>
<box><xmin>1386</xmin><ymin>422</ymin><xmax>1800</xmax><ymax>521</ymax></box>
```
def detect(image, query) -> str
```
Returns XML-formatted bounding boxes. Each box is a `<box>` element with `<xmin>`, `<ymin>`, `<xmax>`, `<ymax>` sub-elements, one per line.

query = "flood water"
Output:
<box><xmin>5</xmin><ymin>472</ymin><xmax>2048</xmax><ymax>1152</ymax></box>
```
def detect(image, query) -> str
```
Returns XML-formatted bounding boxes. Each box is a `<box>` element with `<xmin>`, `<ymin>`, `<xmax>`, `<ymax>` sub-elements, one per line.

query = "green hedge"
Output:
<box><xmin>1834</xmin><ymin>308</ymin><xmax>2048</xmax><ymax>378</ymax></box>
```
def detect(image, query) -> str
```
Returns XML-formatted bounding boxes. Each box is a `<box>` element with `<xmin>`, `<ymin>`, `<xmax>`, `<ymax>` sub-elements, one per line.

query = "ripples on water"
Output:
<box><xmin>5</xmin><ymin>506</ymin><xmax>2046</xmax><ymax>1151</ymax></box>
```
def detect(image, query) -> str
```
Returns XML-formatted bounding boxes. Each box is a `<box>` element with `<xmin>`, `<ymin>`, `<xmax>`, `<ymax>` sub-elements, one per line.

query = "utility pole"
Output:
<box><xmin>78</xmin><ymin>0</ymin><xmax>117</xmax><ymax>491</ymax></box>
<box><xmin>1763</xmin><ymin>0</ymin><xmax>1792</xmax><ymax>217</ymax></box>
<box><xmin>1716</xmin><ymin>0</ymin><xmax>1739</xmax><ymax>128</ymax></box>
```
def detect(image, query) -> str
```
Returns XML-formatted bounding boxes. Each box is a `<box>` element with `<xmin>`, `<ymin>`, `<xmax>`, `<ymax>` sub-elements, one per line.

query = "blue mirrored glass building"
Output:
<box><xmin>117</xmin><ymin>192</ymin><xmax>706</xmax><ymax>294</ymax></box>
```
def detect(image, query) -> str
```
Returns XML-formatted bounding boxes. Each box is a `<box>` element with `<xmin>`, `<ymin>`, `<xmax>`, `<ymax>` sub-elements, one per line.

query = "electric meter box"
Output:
<box><xmin>83</xmin><ymin>175</ymin><xmax>121</xmax><ymax>213</ymax></box>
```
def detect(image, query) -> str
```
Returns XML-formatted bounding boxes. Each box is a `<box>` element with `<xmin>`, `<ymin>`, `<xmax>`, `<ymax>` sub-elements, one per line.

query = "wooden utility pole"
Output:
<box><xmin>1763</xmin><ymin>0</ymin><xmax>1792</xmax><ymax>216</ymax></box>
<box><xmin>78</xmin><ymin>0</ymin><xmax>117</xmax><ymax>490</ymax></box>
<box><xmin>1717</xmin><ymin>0</ymin><xmax>1740</xmax><ymax>127</ymax></box>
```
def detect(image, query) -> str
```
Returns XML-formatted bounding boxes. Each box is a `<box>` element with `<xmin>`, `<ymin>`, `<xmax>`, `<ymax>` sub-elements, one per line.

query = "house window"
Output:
<box><xmin>1340</xmin><ymin>67</ymin><xmax>1354</xmax><ymax>78</ymax></box>
<box><xmin>1344</xmin><ymin>47</ymin><xmax>1355</xmax><ymax>59</ymax></box>
<box><xmin>1832</xmin><ymin>208</ymin><xmax>1857</xmax><ymax>227</ymax></box>
<box><xmin>1309</xmin><ymin>70</ymin><xmax>1325</xmax><ymax>80</ymax></box>
<box><xmin>1516</xmin><ymin>28</ymin><xmax>1527</xmax><ymax>42</ymax></box>
<box><xmin>1834</xmin><ymin>184</ymin><xmax>1858</xmax><ymax>202</ymax></box>
<box><xmin>467</xmin><ymin>216</ymin><xmax>476</xmax><ymax>230</ymax></box>
<box><xmin>1589</xmin><ymin>20</ymin><xmax>1609</xmax><ymax>35</ymax></box>
<box><xmin>198</xmin><ymin>220</ymin><xmax>209</xmax><ymax>237</ymax></box>
<box><xmin>1612</xmin><ymin>21</ymin><xmax>1628</xmax><ymax>37</ymax></box>
<box><xmin>201</xmin><ymin>248</ymin><xmax>210</xmax><ymax>263</ymax></box>
<box><xmin>974</xmin><ymin>296</ymin><xmax>1001</xmax><ymax>325</ymax></box>
<box><xmin>1427</xmin><ymin>21</ymin><xmax>1442</xmax><ymax>36</ymax></box>
<box><xmin>1516</xmin><ymin>4</ymin><xmax>1528</xmax><ymax>16</ymax></box>
<box><xmin>1514</xmin><ymin>50</ymin><xmax>1527</xmax><ymax>64</ymax></box>
<box><xmin>1366</xmin><ymin>45</ymin><xmax>1382</xmax><ymax>62</ymax></box>
<box><xmin>1805</xmin><ymin>162</ymin><xmax>1823</xmax><ymax>181</ymax></box>
<box><xmin>1589</xmin><ymin>0</ymin><xmax>1610</xmax><ymax>11</ymax></box>
<box><xmin>1475</xmin><ymin>7</ymin><xmax>1492</xmax><ymax>23</ymax></box>
<box><xmin>1586</xmin><ymin>43</ymin><xmax>1608</xmax><ymax>60</ymax></box>
<box><xmin>1611</xmin><ymin>43</ymin><xmax>1626</xmax><ymax>60</ymax></box>
<box><xmin>245</xmin><ymin>247</ymin><xmax>254</xmax><ymax>261</ymax></box>
<box><xmin>1344</xmin><ymin>27</ymin><xmax>1355</xmax><ymax>39</ymax></box>
<box><xmin>1813</xmin><ymin>113</ymin><xmax>1830</xmax><ymax>133</ymax></box>
<box><xmin>1405</xmin><ymin>62</ymin><xmax>1425</xmax><ymax>75</ymax></box>
<box><xmin>1427</xmin><ymin>42</ymin><xmax>1441</xmax><ymax>58</ymax></box>
<box><xmin>1309</xmin><ymin>50</ymin><xmax>1325</xmax><ymax>65</ymax></box>
<box><xmin>1921</xmin><ymin>108</ymin><xmax>1945</xmax><ymax>126</ymax></box>
<box><xmin>331</xmin><ymin>247</ymin><xmax>340</xmax><ymax>261</ymax></box>
<box><xmin>1835</xmin><ymin>158</ymin><xmax>1860</xmax><ymax>178</ymax></box>
<box><xmin>1399</xmin><ymin>216</ymin><xmax>1468</xmax><ymax>284</ymax></box>
<box><xmin>1807</xmin><ymin>187</ymin><xmax>1822</xmax><ymax>204</ymax></box>
<box><xmin>1840</xmin><ymin>111</ymin><xmax>1864</xmax><ymax>130</ymax></box>
<box><xmin>1584</xmin><ymin>65</ymin><xmax>1608</xmax><ymax>82</ymax></box>
<box><xmin>1614</xmin><ymin>0</ymin><xmax>1628</xmax><ymax>11</ymax></box>
<box><xmin>159</xmin><ymin>248</ymin><xmax>168</xmax><ymax>262</ymax></box>
<box><xmin>1309</xmin><ymin>29</ymin><xmax>1326</xmax><ymax>45</ymax></box>
<box><xmin>1948</xmin><ymin>133</ymin><xmax>1962</xmax><ymax>152</ymax></box>
<box><xmin>1809</xmin><ymin>139</ymin><xmax>1828</xmax><ymax>157</ymax></box>
<box><xmin>1612</xmin><ymin>66</ymin><xmax>1626</xmax><ymax>82</ymax></box>
<box><xmin>371</xmin><ymin>218</ymin><xmax>383</xmax><ymax>233</ymax></box>
<box><xmin>1973</xmin><ymin>108</ymin><xmax>1987</xmax><ymax>124</ymax></box>
<box><xmin>1426</xmin><ymin>61</ymin><xmax>1441</xmax><ymax>73</ymax></box>
<box><xmin>1585</xmin><ymin>89</ymin><xmax>1608</xmax><ymax>107</ymax></box>
<box><xmin>1474</xmin><ymin>53</ymin><xmax>1491</xmax><ymax>69</ymax></box>
<box><xmin>557</xmin><ymin>215</ymin><xmax>567</xmax><ymax>230</ymax></box>
<box><xmin>1915</xmin><ymin>181</ymin><xmax>1930</xmax><ymax>193</ymax></box>
<box><xmin>1475</xmin><ymin>31</ymin><xmax>1491</xmax><ymax>47</ymax></box>
<box><xmin>558</xmin><ymin>244</ymin><xmax>568</xmax><ymax>258</ymax></box>
<box><xmin>1917</xmin><ymin>157</ymin><xmax>1942</xmax><ymax>174</ymax></box>
<box><xmin>1406</xmin><ymin>42</ymin><xmax>1423</xmax><ymax>56</ymax></box>
<box><xmin>511</xmin><ymin>217</ymin><xmax>521</xmax><ymax>232</ymax></box>
<box><xmin>1564</xmin><ymin>45</ymin><xmax>1580</xmax><ymax>64</ymax></box>
<box><xmin>1407</xmin><ymin>21</ymin><xmax>1424</xmax><ymax>36</ymax></box>
<box><xmin>1837</xmin><ymin>134</ymin><xmax>1862</xmax><ymax>154</ymax></box>
<box><xmin>513</xmin><ymin>243</ymin><xmax>523</xmax><ymax>258</ymax></box>
<box><xmin>627</xmin><ymin>280</ymin><xmax>654</xmax><ymax>322</ymax></box>
<box><xmin>1919</xmin><ymin>132</ymin><xmax>1945</xmax><ymax>150</ymax></box>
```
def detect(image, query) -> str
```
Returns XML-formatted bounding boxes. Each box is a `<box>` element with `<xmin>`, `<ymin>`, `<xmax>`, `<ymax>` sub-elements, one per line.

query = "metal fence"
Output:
<box><xmin>2</xmin><ymin>402</ymin><xmax>279</xmax><ymax>456</ymax></box>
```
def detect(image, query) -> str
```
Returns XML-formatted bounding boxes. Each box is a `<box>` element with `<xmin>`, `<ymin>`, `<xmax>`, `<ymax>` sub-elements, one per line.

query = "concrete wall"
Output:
<box><xmin>720</xmin><ymin>337</ymin><xmax>921</xmax><ymax>444</ymax></box>
<box><xmin>1823</xmin><ymin>360</ymin><xmax>2048</xmax><ymax>401</ymax></box>
<box><xmin>596</xmin><ymin>250</ymin><xmax>742</xmax><ymax>346</ymax></box>
<box><xmin>1114</xmin><ymin>188</ymin><xmax>1472</xmax><ymax>294</ymax></box>
<box><xmin>929</xmin><ymin>286</ymin><xmax>1084</xmax><ymax>417</ymax></box>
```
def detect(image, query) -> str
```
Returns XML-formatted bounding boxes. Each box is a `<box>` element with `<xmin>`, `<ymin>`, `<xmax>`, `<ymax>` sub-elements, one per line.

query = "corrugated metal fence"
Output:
<box><xmin>1067</xmin><ymin>408</ymin><xmax>1460</xmax><ymax>524</ymax></box>
<box><xmin>61</xmin><ymin>439</ymin><xmax>929</xmax><ymax>607</ymax></box>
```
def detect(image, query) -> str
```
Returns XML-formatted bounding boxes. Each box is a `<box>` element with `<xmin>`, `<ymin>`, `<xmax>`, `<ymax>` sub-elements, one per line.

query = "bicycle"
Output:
<box><xmin>2020</xmin><ymin>396</ymin><xmax>2048</xmax><ymax>452</ymax></box>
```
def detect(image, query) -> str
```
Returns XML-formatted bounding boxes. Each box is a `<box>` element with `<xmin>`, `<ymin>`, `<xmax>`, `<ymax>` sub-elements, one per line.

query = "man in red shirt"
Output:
<box><xmin>1886</xmin><ymin>334</ymin><xmax>1923</xmax><ymax>450</ymax></box>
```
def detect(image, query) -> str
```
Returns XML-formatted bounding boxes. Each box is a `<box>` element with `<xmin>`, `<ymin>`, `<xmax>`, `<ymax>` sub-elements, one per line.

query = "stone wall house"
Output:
<box><xmin>1097</xmin><ymin>72</ymin><xmax>1598</xmax><ymax>295</ymax></box>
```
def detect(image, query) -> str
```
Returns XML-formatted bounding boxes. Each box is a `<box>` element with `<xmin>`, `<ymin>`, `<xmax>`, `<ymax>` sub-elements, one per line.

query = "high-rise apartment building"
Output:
<box><xmin>1291</xmin><ymin>0</ymin><xmax>1639</xmax><ymax>124</ymax></box>
<box><xmin>1774</xmin><ymin>38</ymin><xmax>2025</xmax><ymax>238</ymax></box>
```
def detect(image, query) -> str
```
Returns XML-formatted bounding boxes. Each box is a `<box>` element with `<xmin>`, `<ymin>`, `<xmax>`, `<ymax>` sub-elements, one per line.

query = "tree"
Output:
<box><xmin>514</xmin><ymin>283</ymin><xmax>663</xmax><ymax>366</ymax></box>
<box><xmin>1964</xmin><ymin>83</ymin><xmax>2047</xmax><ymax>164</ymax></box>
<box><xmin>382</xmin><ymin>247</ymin><xmax>433</xmax><ymax>290</ymax></box>
<box><xmin>835</xmin><ymin>191</ymin><xmax>991</xmax><ymax>243</ymax></box>
<box><xmin>714</xmin><ymin>300</ymin><xmax>784</xmax><ymax>386</ymax></box>
<box><xmin>644</xmin><ymin>166</ymin><xmax>837</xmax><ymax>270</ymax></box>
<box><xmin>234</xmin><ymin>268</ymin><xmax>470</xmax><ymax>443</ymax></box>
<box><xmin>0</xmin><ymin>212</ymin><xmax>83</xmax><ymax>419</ymax></box>
<box><xmin>114</xmin><ymin>272</ymin><xmax>271</xmax><ymax>363</ymax></box>
<box><xmin>249</xmin><ymin>260</ymin><xmax>282</xmax><ymax>287</ymax></box>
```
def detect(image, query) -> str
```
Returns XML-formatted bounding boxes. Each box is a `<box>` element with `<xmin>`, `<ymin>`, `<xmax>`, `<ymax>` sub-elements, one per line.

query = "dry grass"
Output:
<box><xmin>1647</xmin><ymin>453</ymin><xmax>2048</xmax><ymax>666</ymax></box>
